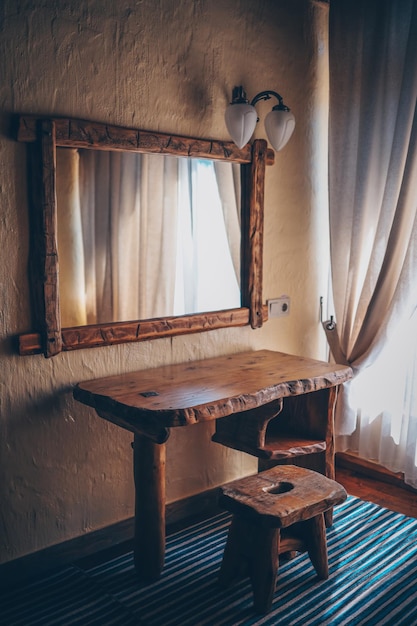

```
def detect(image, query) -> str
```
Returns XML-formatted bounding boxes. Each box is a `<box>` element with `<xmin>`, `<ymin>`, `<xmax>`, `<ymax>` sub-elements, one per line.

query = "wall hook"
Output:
<box><xmin>320</xmin><ymin>297</ymin><xmax>336</xmax><ymax>330</ymax></box>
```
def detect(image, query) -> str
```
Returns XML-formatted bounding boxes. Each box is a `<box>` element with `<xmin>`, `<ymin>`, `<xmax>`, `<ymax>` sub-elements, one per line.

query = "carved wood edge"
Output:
<box><xmin>212</xmin><ymin>398</ymin><xmax>283</xmax><ymax>454</ymax></box>
<box><xmin>41</xmin><ymin>121</ymin><xmax>62</xmax><ymax>356</ymax></box>
<box><xmin>219</xmin><ymin>465</ymin><xmax>347</xmax><ymax>526</ymax></box>
<box><xmin>241</xmin><ymin>139</ymin><xmax>266</xmax><ymax>329</ymax></box>
<box><xmin>325</xmin><ymin>385</ymin><xmax>338</xmax><ymax>480</ymax></box>
<box><xmin>17</xmin><ymin>115</ymin><xmax>275</xmax><ymax>166</ymax></box>
<box><xmin>73</xmin><ymin>385</ymin><xmax>171</xmax><ymax>444</ymax></box>
<box><xmin>212</xmin><ymin>434</ymin><xmax>327</xmax><ymax>460</ymax></box>
<box><xmin>17</xmin><ymin>305</ymin><xmax>269</xmax><ymax>355</ymax></box>
<box><xmin>262</xmin><ymin>439</ymin><xmax>327</xmax><ymax>459</ymax></box>
<box><xmin>97</xmin><ymin>409</ymin><xmax>170</xmax><ymax>444</ymax></box>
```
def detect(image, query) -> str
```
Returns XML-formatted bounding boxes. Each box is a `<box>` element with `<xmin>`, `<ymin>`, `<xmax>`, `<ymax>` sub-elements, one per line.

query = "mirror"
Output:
<box><xmin>17</xmin><ymin>116</ymin><xmax>273</xmax><ymax>356</ymax></box>
<box><xmin>56</xmin><ymin>148</ymin><xmax>241</xmax><ymax>326</ymax></box>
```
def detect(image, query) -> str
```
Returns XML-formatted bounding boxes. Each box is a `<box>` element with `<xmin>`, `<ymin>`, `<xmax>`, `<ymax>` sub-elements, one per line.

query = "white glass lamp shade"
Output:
<box><xmin>264</xmin><ymin>108</ymin><xmax>295</xmax><ymax>151</ymax></box>
<box><xmin>225</xmin><ymin>103</ymin><xmax>257</xmax><ymax>149</ymax></box>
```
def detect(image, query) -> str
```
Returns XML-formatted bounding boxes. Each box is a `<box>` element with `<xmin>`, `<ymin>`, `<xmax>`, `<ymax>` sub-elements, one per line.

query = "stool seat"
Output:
<box><xmin>218</xmin><ymin>465</ymin><xmax>347</xmax><ymax>614</ymax></box>
<box><xmin>220</xmin><ymin>464</ymin><xmax>346</xmax><ymax>528</ymax></box>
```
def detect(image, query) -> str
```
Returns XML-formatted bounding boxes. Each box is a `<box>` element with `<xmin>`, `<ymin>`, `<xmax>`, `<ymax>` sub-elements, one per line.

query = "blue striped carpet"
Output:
<box><xmin>2</xmin><ymin>496</ymin><xmax>417</xmax><ymax>625</ymax></box>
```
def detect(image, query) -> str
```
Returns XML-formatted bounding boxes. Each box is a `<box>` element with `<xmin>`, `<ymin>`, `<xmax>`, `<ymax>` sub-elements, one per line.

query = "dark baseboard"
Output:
<box><xmin>0</xmin><ymin>486</ymin><xmax>222</xmax><ymax>590</ymax></box>
<box><xmin>336</xmin><ymin>452</ymin><xmax>417</xmax><ymax>493</ymax></box>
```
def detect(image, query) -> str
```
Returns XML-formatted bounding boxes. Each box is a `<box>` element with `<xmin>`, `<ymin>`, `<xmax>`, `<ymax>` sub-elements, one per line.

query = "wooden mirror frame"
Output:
<box><xmin>16</xmin><ymin>116</ymin><xmax>274</xmax><ymax>357</ymax></box>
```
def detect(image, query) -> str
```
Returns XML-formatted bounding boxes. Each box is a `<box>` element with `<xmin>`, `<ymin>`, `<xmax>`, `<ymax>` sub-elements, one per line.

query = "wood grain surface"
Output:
<box><xmin>74</xmin><ymin>350</ymin><xmax>352</xmax><ymax>428</ymax></box>
<box><xmin>219</xmin><ymin>464</ymin><xmax>347</xmax><ymax>528</ymax></box>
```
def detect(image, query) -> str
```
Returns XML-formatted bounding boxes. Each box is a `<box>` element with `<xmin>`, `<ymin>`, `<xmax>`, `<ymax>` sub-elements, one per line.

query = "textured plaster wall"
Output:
<box><xmin>0</xmin><ymin>0</ymin><xmax>329</xmax><ymax>563</ymax></box>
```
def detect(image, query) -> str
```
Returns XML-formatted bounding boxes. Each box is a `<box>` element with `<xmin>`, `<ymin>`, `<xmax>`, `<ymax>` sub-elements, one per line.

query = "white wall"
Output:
<box><xmin>0</xmin><ymin>0</ymin><xmax>329</xmax><ymax>563</ymax></box>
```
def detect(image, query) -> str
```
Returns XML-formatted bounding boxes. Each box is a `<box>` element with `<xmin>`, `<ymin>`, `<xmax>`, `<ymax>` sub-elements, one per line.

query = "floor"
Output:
<box><xmin>5</xmin><ymin>497</ymin><xmax>417</xmax><ymax>626</ymax></box>
<box><xmin>335</xmin><ymin>464</ymin><xmax>417</xmax><ymax>519</ymax></box>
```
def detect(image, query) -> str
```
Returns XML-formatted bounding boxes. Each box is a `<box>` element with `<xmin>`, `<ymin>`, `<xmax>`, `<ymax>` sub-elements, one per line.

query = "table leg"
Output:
<box><xmin>132</xmin><ymin>433</ymin><xmax>166</xmax><ymax>583</ymax></box>
<box><xmin>324</xmin><ymin>386</ymin><xmax>338</xmax><ymax>527</ymax></box>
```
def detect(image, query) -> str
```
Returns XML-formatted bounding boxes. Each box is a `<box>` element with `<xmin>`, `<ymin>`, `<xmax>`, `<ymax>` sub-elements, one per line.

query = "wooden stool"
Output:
<box><xmin>218</xmin><ymin>465</ymin><xmax>347</xmax><ymax>614</ymax></box>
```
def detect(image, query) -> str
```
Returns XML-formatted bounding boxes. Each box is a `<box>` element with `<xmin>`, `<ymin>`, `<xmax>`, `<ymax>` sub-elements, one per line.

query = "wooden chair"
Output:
<box><xmin>218</xmin><ymin>465</ymin><xmax>347</xmax><ymax>614</ymax></box>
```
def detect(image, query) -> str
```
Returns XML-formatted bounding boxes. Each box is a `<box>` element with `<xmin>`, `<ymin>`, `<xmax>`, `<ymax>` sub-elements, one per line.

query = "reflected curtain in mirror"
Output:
<box><xmin>56</xmin><ymin>149</ymin><xmax>241</xmax><ymax>327</ymax></box>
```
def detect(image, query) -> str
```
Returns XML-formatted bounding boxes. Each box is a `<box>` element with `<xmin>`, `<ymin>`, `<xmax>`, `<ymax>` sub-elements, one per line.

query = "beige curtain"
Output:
<box><xmin>56</xmin><ymin>149</ymin><xmax>87</xmax><ymax>327</ymax></box>
<box><xmin>327</xmin><ymin>0</ymin><xmax>417</xmax><ymax>485</ymax></box>
<box><xmin>77</xmin><ymin>150</ymin><xmax>179</xmax><ymax>324</ymax></box>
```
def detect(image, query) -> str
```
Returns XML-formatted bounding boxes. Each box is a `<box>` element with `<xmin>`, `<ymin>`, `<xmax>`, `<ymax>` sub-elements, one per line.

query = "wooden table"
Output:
<box><xmin>73</xmin><ymin>350</ymin><xmax>352</xmax><ymax>583</ymax></box>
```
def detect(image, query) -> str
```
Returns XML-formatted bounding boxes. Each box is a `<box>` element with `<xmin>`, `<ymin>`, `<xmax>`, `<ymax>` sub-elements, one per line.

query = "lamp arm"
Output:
<box><xmin>250</xmin><ymin>90</ymin><xmax>289</xmax><ymax>111</ymax></box>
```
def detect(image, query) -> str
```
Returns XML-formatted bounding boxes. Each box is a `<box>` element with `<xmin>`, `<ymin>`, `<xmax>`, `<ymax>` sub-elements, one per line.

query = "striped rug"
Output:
<box><xmin>2</xmin><ymin>496</ymin><xmax>417</xmax><ymax>625</ymax></box>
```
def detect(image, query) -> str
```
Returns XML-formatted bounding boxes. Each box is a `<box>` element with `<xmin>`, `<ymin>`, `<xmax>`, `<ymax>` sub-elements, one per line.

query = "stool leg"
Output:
<box><xmin>219</xmin><ymin>516</ymin><xmax>248</xmax><ymax>587</ymax></box>
<box><xmin>250</xmin><ymin>527</ymin><xmax>280</xmax><ymax>614</ymax></box>
<box><xmin>219</xmin><ymin>516</ymin><xmax>279</xmax><ymax>614</ymax></box>
<box><xmin>304</xmin><ymin>514</ymin><xmax>329</xmax><ymax>579</ymax></box>
<box><xmin>324</xmin><ymin>509</ymin><xmax>333</xmax><ymax>527</ymax></box>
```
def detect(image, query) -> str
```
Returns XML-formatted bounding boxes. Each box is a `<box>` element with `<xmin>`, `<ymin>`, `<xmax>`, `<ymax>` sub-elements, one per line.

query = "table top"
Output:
<box><xmin>74</xmin><ymin>350</ymin><xmax>352</xmax><ymax>429</ymax></box>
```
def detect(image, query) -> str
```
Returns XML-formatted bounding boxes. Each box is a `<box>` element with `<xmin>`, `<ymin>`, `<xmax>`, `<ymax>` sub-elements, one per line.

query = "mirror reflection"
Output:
<box><xmin>56</xmin><ymin>148</ymin><xmax>241</xmax><ymax>327</ymax></box>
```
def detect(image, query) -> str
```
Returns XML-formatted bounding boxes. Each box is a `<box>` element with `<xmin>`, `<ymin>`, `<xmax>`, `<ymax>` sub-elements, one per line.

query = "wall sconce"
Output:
<box><xmin>225</xmin><ymin>86</ymin><xmax>295</xmax><ymax>151</ymax></box>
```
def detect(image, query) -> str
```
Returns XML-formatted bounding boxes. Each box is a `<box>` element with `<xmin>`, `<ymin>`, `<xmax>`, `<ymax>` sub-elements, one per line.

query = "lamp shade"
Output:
<box><xmin>264</xmin><ymin>108</ymin><xmax>295</xmax><ymax>151</ymax></box>
<box><xmin>225</xmin><ymin>103</ymin><xmax>257</xmax><ymax>149</ymax></box>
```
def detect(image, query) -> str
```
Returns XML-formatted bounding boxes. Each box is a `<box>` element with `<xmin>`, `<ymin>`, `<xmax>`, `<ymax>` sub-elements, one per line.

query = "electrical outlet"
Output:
<box><xmin>267</xmin><ymin>296</ymin><xmax>290</xmax><ymax>318</ymax></box>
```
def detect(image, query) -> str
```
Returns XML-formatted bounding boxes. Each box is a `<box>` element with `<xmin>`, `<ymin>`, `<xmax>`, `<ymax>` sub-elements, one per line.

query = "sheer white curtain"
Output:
<box><xmin>214</xmin><ymin>161</ymin><xmax>241</xmax><ymax>286</ymax></box>
<box><xmin>327</xmin><ymin>0</ymin><xmax>417</xmax><ymax>487</ymax></box>
<box><xmin>173</xmin><ymin>159</ymin><xmax>240</xmax><ymax>314</ymax></box>
<box><xmin>57</xmin><ymin>151</ymin><xmax>240</xmax><ymax>326</ymax></box>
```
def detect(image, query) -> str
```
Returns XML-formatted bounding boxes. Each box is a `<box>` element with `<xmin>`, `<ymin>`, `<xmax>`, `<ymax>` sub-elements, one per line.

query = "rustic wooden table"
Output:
<box><xmin>73</xmin><ymin>350</ymin><xmax>352</xmax><ymax>583</ymax></box>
